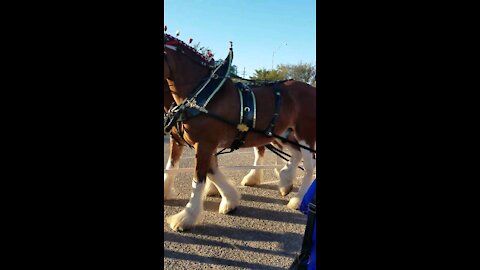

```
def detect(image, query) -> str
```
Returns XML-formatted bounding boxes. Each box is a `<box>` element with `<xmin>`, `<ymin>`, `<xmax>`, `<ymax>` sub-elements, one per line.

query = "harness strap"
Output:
<box><xmin>265</xmin><ymin>82</ymin><xmax>282</xmax><ymax>137</ymax></box>
<box><xmin>264</xmin><ymin>143</ymin><xmax>305</xmax><ymax>171</ymax></box>
<box><xmin>170</xmin><ymin>132</ymin><xmax>183</xmax><ymax>146</ymax></box>
<box><xmin>216</xmin><ymin>83</ymin><xmax>256</xmax><ymax>156</ymax></box>
<box><xmin>175</xmin><ymin>123</ymin><xmax>194</xmax><ymax>149</ymax></box>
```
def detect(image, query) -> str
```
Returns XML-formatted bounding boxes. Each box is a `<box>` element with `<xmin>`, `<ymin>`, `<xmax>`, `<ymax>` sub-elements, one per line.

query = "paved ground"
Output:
<box><xmin>164</xmin><ymin>136</ymin><xmax>314</xmax><ymax>269</ymax></box>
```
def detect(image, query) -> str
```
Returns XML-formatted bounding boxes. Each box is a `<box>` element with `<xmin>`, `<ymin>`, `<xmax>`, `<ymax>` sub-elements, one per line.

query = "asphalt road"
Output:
<box><xmin>164</xmin><ymin>136</ymin><xmax>314</xmax><ymax>269</ymax></box>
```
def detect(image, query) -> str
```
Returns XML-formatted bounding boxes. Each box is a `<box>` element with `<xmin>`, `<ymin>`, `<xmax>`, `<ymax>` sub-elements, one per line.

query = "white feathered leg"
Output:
<box><xmin>164</xmin><ymin>137</ymin><xmax>183</xmax><ymax>201</ymax></box>
<box><xmin>209</xmin><ymin>155</ymin><xmax>241</xmax><ymax>214</ymax></box>
<box><xmin>164</xmin><ymin>156</ymin><xmax>179</xmax><ymax>201</ymax></box>
<box><xmin>241</xmin><ymin>146</ymin><xmax>265</xmax><ymax>186</ymax></box>
<box><xmin>278</xmin><ymin>144</ymin><xmax>302</xmax><ymax>196</ymax></box>
<box><xmin>166</xmin><ymin>180</ymin><xmax>206</xmax><ymax>231</ymax></box>
<box><xmin>166</xmin><ymin>142</ymin><xmax>213</xmax><ymax>232</ymax></box>
<box><xmin>287</xmin><ymin>141</ymin><xmax>316</xmax><ymax>210</ymax></box>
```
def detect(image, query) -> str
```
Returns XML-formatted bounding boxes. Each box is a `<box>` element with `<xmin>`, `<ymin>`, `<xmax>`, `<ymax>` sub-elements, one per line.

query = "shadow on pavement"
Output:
<box><xmin>165</xmin><ymin>200</ymin><xmax>306</xmax><ymax>225</ymax></box>
<box><xmin>191</xmin><ymin>224</ymin><xmax>302</xmax><ymax>245</ymax></box>
<box><xmin>164</xmin><ymin>199</ymin><xmax>220</xmax><ymax>211</ymax></box>
<box><xmin>165</xmin><ymin>229</ymin><xmax>299</xmax><ymax>256</ymax></box>
<box><xmin>240</xmin><ymin>193</ymin><xmax>289</xmax><ymax>206</ymax></box>
<box><xmin>164</xmin><ymin>249</ymin><xmax>289</xmax><ymax>270</ymax></box>
<box><xmin>252</xmin><ymin>183</ymin><xmax>299</xmax><ymax>193</ymax></box>
<box><xmin>232</xmin><ymin>205</ymin><xmax>306</xmax><ymax>225</ymax></box>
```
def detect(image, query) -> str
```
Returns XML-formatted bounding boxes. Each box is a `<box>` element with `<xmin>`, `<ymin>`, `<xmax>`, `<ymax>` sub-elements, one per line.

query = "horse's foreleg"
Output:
<box><xmin>164</xmin><ymin>136</ymin><xmax>183</xmax><ymax>201</ymax></box>
<box><xmin>287</xmin><ymin>141</ymin><xmax>316</xmax><ymax>210</ymax></box>
<box><xmin>166</xmin><ymin>142</ymin><xmax>213</xmax><ymax>231</ymax></box>
<box><xmin>208</xmin><ymin>154</ymin><xmax>241</xmax><ymax>214</ymax></box>
<box><xmin>278</xmin><ymin>144</ymin><xmax>302</xmax><ymax>196</ymax></box>
<box><xmin>241</xmin><ymin>146</ymin><xmax>265</xmax><ymax>186</ymax></box>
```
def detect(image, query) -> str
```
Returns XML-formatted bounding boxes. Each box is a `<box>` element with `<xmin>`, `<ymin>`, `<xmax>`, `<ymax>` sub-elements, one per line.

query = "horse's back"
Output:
<box><xmin>250</xmin><ymin>80</ymin><xmax>316</xmax><ymax>143</ymax></box>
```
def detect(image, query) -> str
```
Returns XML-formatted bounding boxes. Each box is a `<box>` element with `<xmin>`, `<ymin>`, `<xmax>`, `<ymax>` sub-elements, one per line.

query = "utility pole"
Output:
<box><xmin>242</xmin><ymin>67</ymin><xmax>246</xmax><ymax>78</ymax></box>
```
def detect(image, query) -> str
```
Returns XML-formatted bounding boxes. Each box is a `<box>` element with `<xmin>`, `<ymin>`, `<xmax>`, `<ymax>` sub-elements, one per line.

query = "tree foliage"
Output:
<box><xmin>277</xmin><ymin>62</ymin><xmax>316</xmax><ymax>85</ymax></box>
<box><xmin>249</xmin><ymin>62</ymin><xmax>316</xmax><ymax>85</ymax></box>
<box><xmin>249</xmin><ymin>68</ymin><xmax>285</xmax><ymax>81</ymax></box>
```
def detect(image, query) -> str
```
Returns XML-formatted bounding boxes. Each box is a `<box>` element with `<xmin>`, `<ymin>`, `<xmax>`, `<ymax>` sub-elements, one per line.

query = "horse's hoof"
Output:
<box><xmin>164</xmin><ymin>189</ymin><xmax>176</xmax><ymax>201</ymax></box>
<box><xmin>166</xmin><ymin>209</ymin><xmax>198</xmax><ymax>232</ymax></box>
<box><xmin>219</xmin><ymin>205</ymin><xmax>237</xmax><ymax>215</ymax></box>
<box><xmin>219</xmin><ymin>198</ymin><xmax>239</xmax><ymax>214</ymax></box>
<box><xmin>279</xmin><ymin>185</ymin><xmax>293</xmax><ymax>196</ymax></box>
<box><xmin>241</xmin><ymin>171</ymin><xmax>262</xmax><ymax>186</ymax></box>
<box><xmin>287</xmin><ymin>197</ymin><xmax>302</xmax><ymax>210</ymax></box>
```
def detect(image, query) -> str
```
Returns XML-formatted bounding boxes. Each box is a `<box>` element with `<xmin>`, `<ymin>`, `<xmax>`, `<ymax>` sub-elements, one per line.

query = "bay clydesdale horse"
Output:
<box><xmin>164</xmin><ymin>34</ymin><xmax>316</xmax><ymax>231</ymax></box>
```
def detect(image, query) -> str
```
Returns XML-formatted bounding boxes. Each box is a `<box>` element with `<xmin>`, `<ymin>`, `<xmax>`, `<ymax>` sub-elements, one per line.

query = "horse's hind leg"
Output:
<box><xmin>278</xmin><ymin>144</ymin><xmax>302</xmax><ymax>196</ymax></box>
<box><xmin>205</xmin><ymin>177</ymin><xmax>220</xmax><ymax>197</ymax></box>
<box><xmin>287</xmin><ymin>141</ymin><xmax>316</xmax><ymax>210</ymax></box>
<box><xmin>164</xmin><ymin>136</ymin><xmax>183</xmax><ymax>201</ymax></box>
<box><xmin>241</xmin><ymin>146</ymin><xmax>265</xmax><ymax>186</ymax></box>
<box><xmin>166</xmin><ymin>142</ymin><xmax>213</xmax><ymax>231</ymax></box>
<box><xmin>208</xmin><ymin>154</ymin><xmax>241</xmax><ymax>214</ymax></box>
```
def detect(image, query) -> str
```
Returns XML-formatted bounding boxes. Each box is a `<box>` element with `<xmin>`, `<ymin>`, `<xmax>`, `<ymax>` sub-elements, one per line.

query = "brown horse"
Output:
<box><xmin>164</xmin><ymin>81</ymin><xmax>302</xmax><ymax>202</ymax></box>
<box><xmin>164</xmin><ymin>35</ymin><xmax>316</xmax><ymax>231</ymax></box>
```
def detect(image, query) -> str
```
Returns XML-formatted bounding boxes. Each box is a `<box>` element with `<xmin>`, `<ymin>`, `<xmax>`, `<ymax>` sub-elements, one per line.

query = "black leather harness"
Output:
<box><xmin>216</xmin><ymin>82</ymin><xmax>257</xmax><ymax>155</ymax></box>
<box><xmin>216</xmin><ymin>81</ymin><xmax>285</xmax><ymax>155</ymax></box>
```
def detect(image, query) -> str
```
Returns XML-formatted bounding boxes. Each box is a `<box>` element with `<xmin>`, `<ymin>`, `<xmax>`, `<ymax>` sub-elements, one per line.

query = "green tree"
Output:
<box><xmin>277</xmin><ymin>62</ymin><xmax>316</xmax><ymax>85</ymax></box>
<box><xmin>249</xmin><ymin>68</ymin><xmax>286</xmax><ymax>81</ymax></box>
<box><xmin>230</xmin><ymin>65</ymin><xmax>238</xmax><ymax>76</ymax></box>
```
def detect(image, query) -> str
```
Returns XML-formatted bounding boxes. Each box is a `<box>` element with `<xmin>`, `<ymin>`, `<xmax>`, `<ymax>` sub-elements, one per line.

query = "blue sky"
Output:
<box><xmin>164</xmin><ymin>0</ymin><xmax>316</xmax><ymax>78</ymax></box>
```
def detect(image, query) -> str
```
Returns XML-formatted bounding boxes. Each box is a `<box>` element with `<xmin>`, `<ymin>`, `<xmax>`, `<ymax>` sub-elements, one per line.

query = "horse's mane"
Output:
<box><xmin>164</xmin><ymin>33</ymin><xmax>213</xmax><ymax>67</ymax></box>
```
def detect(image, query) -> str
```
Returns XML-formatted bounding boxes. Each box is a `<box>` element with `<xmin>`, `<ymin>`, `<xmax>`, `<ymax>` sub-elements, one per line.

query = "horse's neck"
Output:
<box><xmin>169</xmin><ymin>56</ymin><xmax>209</xmax><ymax>105</ymax></box>
<box><xmin>164</xmin><ymin>92</ymin><xmax>174</xmax><ymax>112</ymax></box>
<box><xmin>163</xmin><ymin>82</ymin><xmax>174</xmax><ymax>112</ymax></box>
